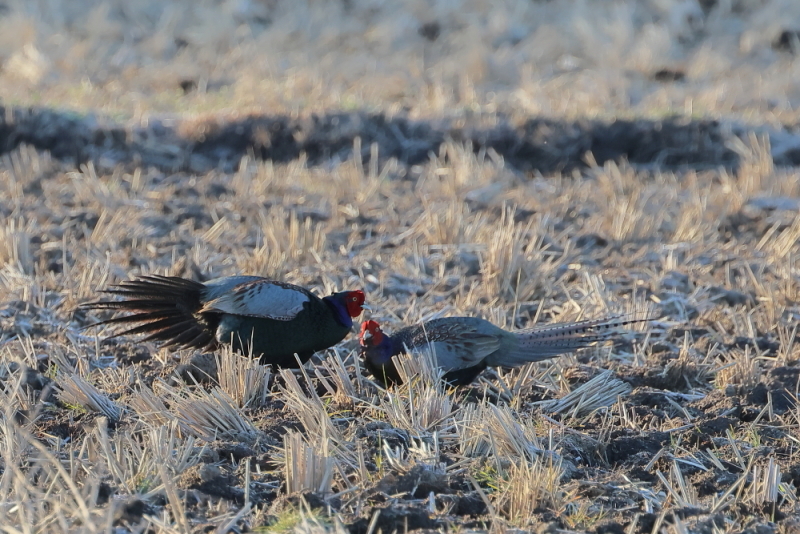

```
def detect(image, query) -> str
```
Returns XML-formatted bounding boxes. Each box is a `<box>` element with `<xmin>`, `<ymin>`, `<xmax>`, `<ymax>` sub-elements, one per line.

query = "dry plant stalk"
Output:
<box><xmin>656</xmin><ymin>460</ymin><xmax>699</xmax><ymax>508</ymax></box>
<box><xmin>476</xmin><ymin>207</ymin><xmax>557</xmax><ymax>303</ymax></box>
<box><xmin>157</xmin><ymin>380</ymin><xmax>259</xmax><ymax>442</ymax></box>
<box><xmin>763</xmin><ymin>214</ymin><xmax>800</xmax><ymax>260</ymax></box>
<box><xmin>278</xmin><ymin>368</ymin><xmax>360</xmax><ymax>479</ymax></box>
<box><xmin>545</xmin><ymin>370</ymin><xmax>632</xmax><ymax>418</ymax></box>
<box><xmin>279</xmin><ymin>369</ymin><xmax>343</xmax><ymax>448</ymax></box>
<box><xmin>283</xmin><ymin>431</ymin><xmax>335</xmax><ymax>495</ymax></box>
<box><xmin>216</xmin><ymin>347</ymin><xmax>271</xmax><ymax>408</ymax></box>
<box><xmin>91</xmin><ymin>421</ymin><xmax>203</xmax><ymax>502</ymax></box>
<box><xmin>456</xmin><ymin>403</ymin><xmax>493</xmax><ymax>458</ymax></box>
<box><xmin>129</xmin><ymin>383</ymin><xmax>174</xmax><ymax>428</ymax></box>
<box><xmin>0</xmin><ymin>417</ymin><xmax>97</xmax><ymax>529</ymax></box>
<box><xmin>492</xmin><ymin>455</ymin><xmax>565</xmax><ymax>526</ymax></box>
<box><xmin>713</xmin><ymin>347</ymin><xmax>760</xmax><ymax>391</ymax></box>
<box><xmin>374</xmin><ymin>349</ymin><xmax>454</xmax><ymax>435</ymax></box>
<box><xmin>315</xmin><ymin>349</ymin><xmax>359</xmax><ymax>404</ymax></box>
<box><xmin>727</xmin><ymin>132</ymin><xmax>774</xmax><ymax>205</ymax></box>
<box><xmin>749</xmin><ymin>458</ymin><xmax>780</xmax><ymax>507</ymax></box>
<box><xmin>0</xmin><ymin>366</ymin><xmax>134</xmax><ymax>531</ymax></box>
<box><xmin>57</xmin><ymin>373</ymin><xmax>122</xmax><ymax>422</ymax></box>
<box><xmin>456</xmin><ymin>401</ymin><xmax>547</xmax><ymax>462</ymax></box>
<box><xmin>0</xmin><ymin>362</ymin><xmax>44</xmax><ymax>421</ymax></box>
<box><xmin>382</xmin><ymin>433</ymin><xmax>444</xmax><ymax>476</ymax></box>
<box><xmin>237</xmin><ymin>207</ymin><xmax>328</xmax><ymax>277</ymax></box>
<box><xmin>416</xmin><ymin>199</ymin><xmax>482</xmax><ymax>246</ymax></box>
<box><xmin>0</xmin><ymin>217</ymin><xmax>33</xmax><ymax>273</ymax></box>
<box><xmin>593</xmin><ymin>160</ymin><xmax>666</xmax><ymax>242</ymax></box>
<box><xmin>484</xmin><ymin>404</ymin><xmax>544</xmax><ymax>461</ymax></box>
<box><xmin>394</xmin><ymin>340</ymin><xmax>446</xmax><ymax>386</ymax></box>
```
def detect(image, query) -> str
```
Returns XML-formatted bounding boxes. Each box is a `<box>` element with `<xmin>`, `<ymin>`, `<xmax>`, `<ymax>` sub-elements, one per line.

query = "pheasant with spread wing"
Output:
<box><xmin>360</xmin><ymin>314</ymin><xmax>648</xmax><ymax>387</ymax></box>
<box><xmin>82</xmin><ymin>275</ymin><xmax>366</xmax><ymax>367</ymax></box>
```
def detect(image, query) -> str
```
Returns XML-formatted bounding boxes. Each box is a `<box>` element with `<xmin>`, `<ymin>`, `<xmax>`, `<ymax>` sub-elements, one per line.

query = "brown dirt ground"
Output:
<box><xmin>1</xmin><ymin>101</ymin><xmax>800</xmax><ymax>533</ymax></box>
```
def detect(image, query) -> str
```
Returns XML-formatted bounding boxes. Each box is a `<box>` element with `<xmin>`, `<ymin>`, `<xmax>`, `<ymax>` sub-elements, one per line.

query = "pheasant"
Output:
<box><xmin>82</xmin><ymin>275</ymin><xmax>366</xmax><ymax>367</ymax></box>
<box><xmin>359</xmin><ymin>314</ymin><xmax>648</xmax><ymax>387</ymax></box>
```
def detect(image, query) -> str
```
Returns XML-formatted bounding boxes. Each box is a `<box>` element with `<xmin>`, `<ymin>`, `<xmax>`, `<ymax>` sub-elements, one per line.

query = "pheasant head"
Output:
<box><xmin>324</xmin><ymin>290</ymin><xmax>366</xmax><ymax>327</ymax></box>
<box><xmin>359</xmin><ymin>319</ymin><xmax>393</xmax><ymax>363</ymax></box>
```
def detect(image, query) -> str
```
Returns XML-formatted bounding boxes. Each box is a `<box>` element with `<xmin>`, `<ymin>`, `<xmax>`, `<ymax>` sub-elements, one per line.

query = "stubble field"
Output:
<box><xmin>2</xmin><ymin>1</ymin><xmax>800</xmax><ymax>532</ymax></box>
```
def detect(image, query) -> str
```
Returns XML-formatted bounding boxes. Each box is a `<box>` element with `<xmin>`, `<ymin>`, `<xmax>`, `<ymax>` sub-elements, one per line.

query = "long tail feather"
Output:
<box><xmin>499</xmin><ymin>314</ymin><xmax>651</xmax><ymax>366</ymax></box>
<box><xmin>80</xmin><ymin>276</ymin><xmax>216</xmax><ymax>350</ymax></box>
<box><xmin>112</xmin><ymin>317</ymin><xmax>192</xmax><ymax>338</ymax></box>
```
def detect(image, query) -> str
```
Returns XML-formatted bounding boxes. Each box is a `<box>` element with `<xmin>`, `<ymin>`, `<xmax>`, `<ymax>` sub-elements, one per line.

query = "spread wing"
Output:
<box><xmin>200</xmin><ymin>279</ymin><xmax>311</xmax><ymax>321</ymax></box>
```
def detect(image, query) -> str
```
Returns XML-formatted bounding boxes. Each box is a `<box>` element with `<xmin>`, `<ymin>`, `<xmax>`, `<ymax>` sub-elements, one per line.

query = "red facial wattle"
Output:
<box><xmin>360</xmin><ymin>320</ymin><xmax>384</xmax><ymax>346</ymax></box>
<box><xmin>345</xmin><ymin>291</ymin><xmax>366</xmax><ymax>317</ymax></box>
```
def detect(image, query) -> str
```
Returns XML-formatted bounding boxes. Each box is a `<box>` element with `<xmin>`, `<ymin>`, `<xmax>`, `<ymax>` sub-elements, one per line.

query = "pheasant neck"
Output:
<box><xmin>370</xmin><ymin>333</ymin><xmax>403</xmax><ymax>364</ymax></box>
<box><xmin>323</xmin><ymin>297</ymin><xmax>353</xmax><ymax>328</ymax></box>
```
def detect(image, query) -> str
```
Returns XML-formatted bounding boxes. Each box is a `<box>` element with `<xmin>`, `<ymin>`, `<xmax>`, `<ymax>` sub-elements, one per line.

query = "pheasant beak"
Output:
<box><xmin>361</xmin><ymin>329</ymin><xmax>373</xmax><ymax>342</ymax></box>
<box><xmin>361</xmin><ymin>304</ymin><xmax>372</xmax><ymax>312</ymax></box>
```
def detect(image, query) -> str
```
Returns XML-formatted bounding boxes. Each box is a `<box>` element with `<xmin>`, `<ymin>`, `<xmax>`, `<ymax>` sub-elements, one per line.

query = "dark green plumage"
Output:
<box><xmin>216</xmin><ymin>305</ymin><xmax>355</xmax><ymax>367</ymax></box>
<box><xmin>81</xmin><ymin>275</ymin><xmax>366</xmax><ymax>367</ymax></box>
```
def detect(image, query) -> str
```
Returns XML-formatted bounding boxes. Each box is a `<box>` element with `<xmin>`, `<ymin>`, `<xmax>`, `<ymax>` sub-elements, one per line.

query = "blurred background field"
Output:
<box><xmin>1</xmin><ymin>0</ymin><xmax>799</xmax><ymax>123</ymax></box>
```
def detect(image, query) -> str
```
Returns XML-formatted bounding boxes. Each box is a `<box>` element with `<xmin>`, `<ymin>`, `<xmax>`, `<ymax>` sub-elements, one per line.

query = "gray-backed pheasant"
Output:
<box><xmin>359</xmin><ymin>314</ymin><xmax>648</xmax><ymax>387</ymax></box>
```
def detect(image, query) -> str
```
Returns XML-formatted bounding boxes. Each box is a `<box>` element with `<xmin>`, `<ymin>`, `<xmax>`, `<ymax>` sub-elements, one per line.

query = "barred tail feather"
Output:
<box><xmin>499</xmin><ymin>314</ymin><xmax>650</xmax><ymax>367</ymax></box>
<box><xmin>80</xmin><ymin>275</ymin><xmax>216</xmax><ymax>349</ymax></box>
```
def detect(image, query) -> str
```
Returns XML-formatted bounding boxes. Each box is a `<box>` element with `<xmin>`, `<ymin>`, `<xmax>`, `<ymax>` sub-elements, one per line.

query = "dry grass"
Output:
<box><xmin>1</xmin><ymin>124</ymin><xmax>799</xmax><ymax>529</ymax></box>
<box><xmin>1</xmin><ymin>0</ymin><xmax>799</xmax><ymax>127</ymax></box>
<box><xmin>492</xmin><ymin>455</ymin><xmax>566</xmax><ymax>528</ymax></box>
<box><xmin>215</xmin><ymin>347</ymin><xmax>271</xmax><ymax>409</ymax></box>
<box><xmin>544</xmin><ymin>370</ymin><xmax>632</xmax><ymax>419</ymax></box>
<box><xmin>0</xmin><ymin>0</ymin><xmax>799</xmax><ymax>532</ymax></box>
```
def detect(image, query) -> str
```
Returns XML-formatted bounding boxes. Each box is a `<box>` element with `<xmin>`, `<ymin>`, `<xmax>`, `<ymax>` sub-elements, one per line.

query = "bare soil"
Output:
<box><xmin>1</xmin><ymin>102</ymin><xmax>800</xmax><ymax>533</ymax></box>
<box><xmin>1</xmin><ymin>105</ymin><xmax>756</xmax><ymax>175</ymax></box>
<box><xmin>2</xmin><ymin>0</ymin><xmax>800</xmax><ymax>531</ymax></box>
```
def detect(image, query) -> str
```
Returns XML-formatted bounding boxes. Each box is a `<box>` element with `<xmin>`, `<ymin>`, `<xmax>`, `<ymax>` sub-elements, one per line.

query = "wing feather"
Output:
<box><xmin>199</xmin><ymin>279</ymin><xmax>311</xmax><ymax>320</ymax></box>
<box><xmin>409</xmin><ymin>322</ymin><xmax>503</xmax><ymax>371</ymax></box>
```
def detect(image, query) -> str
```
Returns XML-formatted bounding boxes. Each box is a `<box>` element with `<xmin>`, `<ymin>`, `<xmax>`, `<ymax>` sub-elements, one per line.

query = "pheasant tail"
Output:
<box><xmin>80</xmin><ymin>275</ymin><xmax>216</xmax><ymax>349</ymax></box>
<box><xmin>500</xmin><ymin>314</ymin><xmax>648</xmax><ymax>366</ymax></box>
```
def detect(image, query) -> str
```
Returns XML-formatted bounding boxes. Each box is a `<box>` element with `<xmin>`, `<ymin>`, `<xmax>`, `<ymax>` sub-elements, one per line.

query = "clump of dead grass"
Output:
<box><xmin>0</xmin><ymin>416</ymin><xmax>100</xmax><ymax>529</ymax></box>
<box><xmin>456</xmin><ymin>402</ymin><xmax>546</xmax><ymax>462</ymax></box>
<box><xmin>591</xmin><ymin>159</ymin><xmax>667</xmax><ymax>242</ymax></box>
<box><xmin>545</xmin><ymin>370</ymin><xmax>632</xmax><ymax>419</ymax></box>
<box><xmin>491</xmin><ymin>455</ymin><xmax>566</xmax><ymax>527</ymax></box>
<box><xmin>369</xmin><ymin>350</ymin><xmax>455</xmax><ymax>437</ymax></box>
<box><xmin>283</xmin><ymin>431</ymin><xmax>335</xmax><ymax>495</ymax></box>
<box><xmin>216</xmin><ymin>347</ymin><xmax>271</xmax><ymax>409</ymax></box>
<box><xmin>0</xmin><ymin>217</ymin><xmax>33</xmax><ymax>274</ymax></box>
<box><xmin>713</xmin><ymin>347</ymin><xmax>761</xmax><ymax>391</ymax></box>
<box><xmin>57</xmin><ymin>373</ymin><xmax>123</xmax><ymax>422</ymax></box>
<box><xmin>157</xmin><ymin>379</ymin><xmax>261</xmax><ymax>442</ymax></box>
<box><xmin>279</xmin><ymin>369</ymin><xmax>347</xmax><ymax>450</ymax></box>
<box><xmin>476</xmin><ymin>208</ymin><xmax>561</xmax><ymax>304</ymax></box>
<box><xmin>314</xmin><ymin>349</ymin><xmax>364</xmax><ymax>406</ymax></box>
